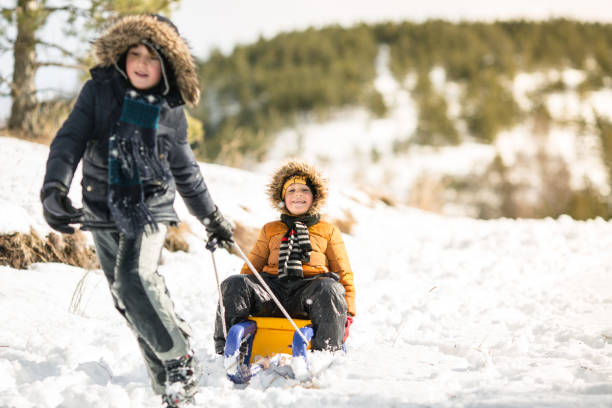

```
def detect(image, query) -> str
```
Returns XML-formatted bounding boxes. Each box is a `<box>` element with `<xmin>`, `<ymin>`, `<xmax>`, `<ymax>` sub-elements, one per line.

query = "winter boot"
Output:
<box><xmin>162</xmin><ymin>393</ymin><xmax>195</xmax><ymax>408</ymax></box>
<box><xmin>162</xmin><ymin>352</ymin><xmax>200</xmax><ymax>407</ymax></box>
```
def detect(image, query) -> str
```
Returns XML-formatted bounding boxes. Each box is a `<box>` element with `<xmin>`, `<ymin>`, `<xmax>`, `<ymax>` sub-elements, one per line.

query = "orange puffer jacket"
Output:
<box><xmin>240</xmin><ymin>219</ymin><xmax>356</xmax><ymax>316</ymax></box>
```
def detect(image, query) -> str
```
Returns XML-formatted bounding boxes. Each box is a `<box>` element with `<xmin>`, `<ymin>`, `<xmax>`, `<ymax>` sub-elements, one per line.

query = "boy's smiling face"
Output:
<box><xmin>125</xmin><ymin>44</ymin><xmax>162</xmax><ymax>91</ymax></box>
<box><xmin>284</xmin><ymin>183</ymin><xmax>313</xmax><ymax>216</ymax></box>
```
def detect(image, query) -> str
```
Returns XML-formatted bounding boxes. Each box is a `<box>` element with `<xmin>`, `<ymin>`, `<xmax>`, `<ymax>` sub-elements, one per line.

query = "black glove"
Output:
<box><xmin>40</xmin><ymin>182</ymin><xmax>83</xmax><ymax>234</ymax></box>
<box><xmin>203</xmin><ymin>206</ymin><xmax>234</xmax><ymax>251</ymax></box>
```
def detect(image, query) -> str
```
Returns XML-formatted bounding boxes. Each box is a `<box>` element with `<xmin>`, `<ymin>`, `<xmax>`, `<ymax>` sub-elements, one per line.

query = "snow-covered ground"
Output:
<box><xmin>1</xmin><ymin>136</ymin><xmax>612</xmax><ymax>407</ymax></box>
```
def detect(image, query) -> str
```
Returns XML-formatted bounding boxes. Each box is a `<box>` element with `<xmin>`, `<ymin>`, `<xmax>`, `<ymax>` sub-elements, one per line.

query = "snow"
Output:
<box><xmin>1</xmin><ymin>135</ymin><xmax>612</xmax><ymax>407</ymax></box>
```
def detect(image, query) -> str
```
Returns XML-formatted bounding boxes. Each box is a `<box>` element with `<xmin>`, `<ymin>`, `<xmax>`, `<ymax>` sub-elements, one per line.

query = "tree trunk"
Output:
<box><xmin>8</xmin><ymin>0</ymin><xmax>40</xmax><ymax>136</ymax></box>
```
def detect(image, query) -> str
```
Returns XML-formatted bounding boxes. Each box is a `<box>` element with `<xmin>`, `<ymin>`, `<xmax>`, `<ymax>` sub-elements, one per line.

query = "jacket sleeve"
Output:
<box><xmin>42</xmin><ymin>80</ymin><xmax>95</xmax><ymax>190</ymax></box>
<box><xmin>167</xmin><ymin>109</ymin><xmax>216</xmax><ymax>219</ymax></box>
<box><xmin>326</xmin><ymin>225</ymin><xmax>356</xmax><ymax>316</ymax></box>
<box><xmin>240</xmin><ymin>225</ymin><xmax>269</xmax><ymax>275</ymax></box>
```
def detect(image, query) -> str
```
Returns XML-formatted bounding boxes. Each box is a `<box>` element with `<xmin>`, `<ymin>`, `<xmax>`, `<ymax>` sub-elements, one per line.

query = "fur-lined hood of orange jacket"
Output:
<box><xmin>241</xmin><ymin>160</ymin><xmax>356</xmax><ymax>315</ymax></box>
<box><xmin>265</xmin><ymin>159</ymin><xmax>328</xmax><ymax>216</ymax></box>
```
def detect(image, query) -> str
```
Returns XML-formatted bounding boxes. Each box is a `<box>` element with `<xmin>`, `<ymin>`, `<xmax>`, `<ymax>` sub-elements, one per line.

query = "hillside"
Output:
<box><xmin>191</xmin><ymin>19</ymin><xmax>612</xmax><ymax>220</ymax></box>
<box><xmin>1</xmin><ymin>136</ymin><xmax>612</xmax><ymax>407</ymax></box>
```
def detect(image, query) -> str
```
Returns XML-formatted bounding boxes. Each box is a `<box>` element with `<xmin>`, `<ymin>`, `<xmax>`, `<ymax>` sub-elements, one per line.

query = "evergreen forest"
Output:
<box><xmin>189</xmin><ymin>19</ymin><xmax>612</xmax><ymax>220</ymax></box>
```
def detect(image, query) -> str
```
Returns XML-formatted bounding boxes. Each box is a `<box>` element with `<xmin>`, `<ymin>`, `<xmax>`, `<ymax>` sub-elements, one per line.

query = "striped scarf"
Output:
<box><xmin>108</xmin><ymin>89</ymin><xmax>171</xmax><ymax>238</ymax></box>
<box><xmin>277</xmin><ymin>214</ymin><xmax>320</xmax><ymax>279</ymax></box>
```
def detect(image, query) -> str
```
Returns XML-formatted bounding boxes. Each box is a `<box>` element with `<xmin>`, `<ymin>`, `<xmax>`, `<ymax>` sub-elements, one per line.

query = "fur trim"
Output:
<box><xmin>267</xmin><ymin>160</ymin><xmax>328</xmax><ymax>216</ymax></box>
<box><xmin>92</xmin><ymin>15</ymin><xmax>200</xmax><ymax>106</ymax></box>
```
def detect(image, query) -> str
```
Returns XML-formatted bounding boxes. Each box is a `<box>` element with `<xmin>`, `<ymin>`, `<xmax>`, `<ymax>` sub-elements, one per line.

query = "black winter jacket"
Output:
<box><xmin>42</xmin><ymin>66</ymin><xmax>216</xmax><ymax>230</ymax></box>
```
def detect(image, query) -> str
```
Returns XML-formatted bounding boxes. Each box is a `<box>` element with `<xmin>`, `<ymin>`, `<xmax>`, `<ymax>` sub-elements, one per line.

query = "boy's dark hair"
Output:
<box><xmin>149</xmin><ymin>14</ymin><xmax>179</xmax><ymax>35</ymax></box>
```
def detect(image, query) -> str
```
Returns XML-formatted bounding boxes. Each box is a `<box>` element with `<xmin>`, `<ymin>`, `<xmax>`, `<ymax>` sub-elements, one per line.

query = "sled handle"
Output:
<box><xmin>224</xmin><ymin>320</ymin><xmax>256</xmax><ymax>359</ymax></box>
<box><xmin>232</xmin><ymin>243</ymin><xmax>310</xmax><ymax>345</ymax></box>
<box><xmin>292</xmin><ymin>326</ymin><xmax>314</xmax><ymax>358</ymax></box>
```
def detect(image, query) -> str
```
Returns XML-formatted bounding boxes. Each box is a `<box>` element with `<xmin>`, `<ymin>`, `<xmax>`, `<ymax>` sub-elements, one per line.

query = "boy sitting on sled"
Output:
<box><xmin>214</xmin><ymin>160</ymin><xmax>355</xmax><ymax>354</ymax></box>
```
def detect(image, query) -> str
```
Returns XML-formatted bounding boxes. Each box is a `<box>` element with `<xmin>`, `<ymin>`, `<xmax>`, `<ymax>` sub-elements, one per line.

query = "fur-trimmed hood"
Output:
<box><xmin>267</xmin><ymin>160</ymin><xmax>328</xmax><ymax>216</ymax></box>
<box><xmin>92</xmin><ymin>14</ymin><xmax>199</xmax><ymax>107</ymax></box>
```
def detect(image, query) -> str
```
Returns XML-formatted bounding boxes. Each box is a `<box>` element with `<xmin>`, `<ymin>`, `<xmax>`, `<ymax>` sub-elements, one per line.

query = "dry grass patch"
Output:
<box><xmin>163</xmin><ymin>222</ymin><xmax>259</xmax><ymax>256</ymax></box>
<box><xmin>231</xmin><ymin>222</ymin><xmax>260</xmax><ymax>255</ymax></box>
<box><xmin>164</xmin><ymin>223</ymin><xmax>191</xmax><ymax>253</ymax></box>
<box><xmin>363</xmin><ymin>189</ymin><xmax>397</xmax><ymax>207</ymax></box>
<box><xmin>407</xmin><ymin>174</ymin><xmax>447</xmax><ymax>214</ymax></box>
<box><xmin>0</xmin><ymin>229</ymin><xmax>98</xmax><ymax>270</ymax></box>
<box><xmin>326</xmin><ymin>209</ymin><xmax>357</xmax><ymax>235</ymax></box>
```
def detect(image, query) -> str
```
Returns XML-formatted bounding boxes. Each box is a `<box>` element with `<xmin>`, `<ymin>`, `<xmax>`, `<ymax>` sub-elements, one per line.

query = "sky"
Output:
<box><xmin>2</xmin><ymin>135</ymin><xmax>612</xmax><ymax>407</ymax></box>
<box><xmin>173</xmin><ymin>0</ymin><xmax>612</xmax><ymax>58</ymax></box>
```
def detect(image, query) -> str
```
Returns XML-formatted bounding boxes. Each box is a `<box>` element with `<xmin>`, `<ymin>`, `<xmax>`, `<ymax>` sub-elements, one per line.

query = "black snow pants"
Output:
<box><xmin>92</xmin><ymin>225</ymin><xmax>193</xmax><ymax>395</ymax></box>
<box><xmin>214</xmin><ymin>273</ymin><xmax>347</xmax><ymax>354</ymax></box>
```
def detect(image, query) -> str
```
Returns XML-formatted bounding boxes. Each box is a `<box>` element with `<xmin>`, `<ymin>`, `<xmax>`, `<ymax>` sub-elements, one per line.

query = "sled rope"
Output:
<box><xmin>232</xmin><ymin>243</ymin><xmax>310</xmax><ymax>345</ymax></box>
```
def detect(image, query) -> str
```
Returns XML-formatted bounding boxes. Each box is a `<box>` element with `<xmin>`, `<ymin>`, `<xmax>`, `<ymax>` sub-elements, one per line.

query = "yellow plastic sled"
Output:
<box><xmin>249</xmin><ymin>316</ymin><xmax>312</xmax><ymax>363</ymax></box>
<box><xmin>223</xmin><ymin>316</ymin><xmax>314</xmax><ymax>384</ymax></box>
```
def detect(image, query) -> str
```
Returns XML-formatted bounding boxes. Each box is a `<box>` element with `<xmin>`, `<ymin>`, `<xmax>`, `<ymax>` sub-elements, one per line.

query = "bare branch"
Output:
<box><xmin>0</xmin><ymin>74</ymin><xmax>17</xmax><ymax>94</ymax></box>
<box><xmin>35</xmin><ymin>87</ymin><xmax>78</xmax><ymax>97</ymax></box>
<box><xmin>37</xmin><ymin>40</ymin><xmax>78</xmax><ymax>58</ymax></box>
<box><xmin>0</xmin><ymin>81</ymin><xmax>12</xmax><ymax>97</ymax></box>
<box><xmin>36</xmin><ymin>61</ymin><xmax>89</xmax><ymax>71</ymax></box>
<box><xmin>2</xmin><ymin>5</ymin><xmax>85</xmax><ymax>19</ymax></box>
<box><xmin>42</xmin><ymin>5</ymin><xmax>90</xmax><ymax>19</ymax></box>
<box><xmin>42</xmin><ymin>5</ymin><xmax>80</xmax><ymax>13</ymax></box>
